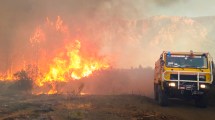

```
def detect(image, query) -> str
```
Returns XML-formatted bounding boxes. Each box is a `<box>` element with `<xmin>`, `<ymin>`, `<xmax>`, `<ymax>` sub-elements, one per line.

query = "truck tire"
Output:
<box><xmin>195</xmin><ymin>94</ymin><xmax>208</xmax><ymax>108</ymax></box>
<box><xmin>154</xmin><ymin>84</ymin><xmax>158</xmax><ymax>101</ymax></box>
<box><xmin>158</xmin><ymin>85</ymin><xmax>168</xmax><ymax>106</ymax></box>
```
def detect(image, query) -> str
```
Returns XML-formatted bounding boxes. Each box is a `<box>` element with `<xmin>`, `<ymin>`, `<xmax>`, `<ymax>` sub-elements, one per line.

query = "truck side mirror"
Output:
<box><xmin>161</xmin><ymin>60</ymin><xmax>165</xmax><ymax>66</ymax></box>
<box><xmin>212</xmin><ymin>61</ymin><xmax>214</xmax><ymax>69</ymax></box>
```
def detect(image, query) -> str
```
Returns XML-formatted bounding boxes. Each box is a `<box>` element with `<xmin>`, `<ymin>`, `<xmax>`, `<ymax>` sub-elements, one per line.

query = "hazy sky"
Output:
<box><xmin>0</xmin><ymin>0</ymin><xmax>215</xmax><ymax>70</ymax></box>
<box><xmin>148</xmin><ymin>0</ymin><xmax>215</xmax><ymax>17</ymax></box>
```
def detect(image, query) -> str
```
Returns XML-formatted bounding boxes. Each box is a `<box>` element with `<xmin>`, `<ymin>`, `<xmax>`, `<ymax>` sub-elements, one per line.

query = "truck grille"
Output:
<box><xmin>170</xmin><ymin>74</ymin><xmax>206</xmax><ymax>81</ymax></box>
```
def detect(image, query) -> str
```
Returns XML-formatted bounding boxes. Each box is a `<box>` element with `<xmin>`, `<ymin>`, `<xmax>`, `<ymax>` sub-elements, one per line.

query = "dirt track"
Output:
<box><xmin>0</xmin><ymin>95</ymin><xmax>215</xmax><ymax>120</ymax></box>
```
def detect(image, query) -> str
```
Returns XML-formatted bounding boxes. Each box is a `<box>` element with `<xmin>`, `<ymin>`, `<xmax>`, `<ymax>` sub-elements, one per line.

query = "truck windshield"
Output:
<box><xmin>166</xmin><ymin>54</ymin><xmax>208</xmax><ymax>68</ymax></box>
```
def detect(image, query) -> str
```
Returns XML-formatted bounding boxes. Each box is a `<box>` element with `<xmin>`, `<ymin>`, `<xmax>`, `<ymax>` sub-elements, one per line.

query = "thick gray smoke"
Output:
<box><xmin>1</xmin><ymin>0</ymin><xmax>215</xmax><ymax>96</ymax></box>
<box><xmin>0</xmin><ymin>0</ymin><xmax>147</xmax><ymax>71</ymax></box>
<box><xmin>1</xmin><ymin>0</ymin><xmax>215</xmax><ymax>70</ymax></box>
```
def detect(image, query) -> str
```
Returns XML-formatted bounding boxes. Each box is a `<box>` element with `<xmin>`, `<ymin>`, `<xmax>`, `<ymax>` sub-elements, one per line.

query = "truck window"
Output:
<box><xmin>165</xmin><ymin>54</ymin><xmax>208</xmax><ymax>68</ymax></box>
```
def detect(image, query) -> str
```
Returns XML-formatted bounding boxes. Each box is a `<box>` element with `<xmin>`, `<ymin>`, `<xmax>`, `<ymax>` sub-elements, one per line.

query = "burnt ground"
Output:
<box><xmin>0</xmin><ymin>95</ymin><xmax>215</xmax><ymax>120</ymax></box>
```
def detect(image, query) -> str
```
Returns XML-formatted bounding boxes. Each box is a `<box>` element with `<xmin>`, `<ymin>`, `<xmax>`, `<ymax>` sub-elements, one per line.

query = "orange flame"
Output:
<box><xmin>30</xmin><ymin>26</ymin><xmax>45</xmax><ymax>46</ymax></box>
<box><xmin>37</xmin><ymin>39</ymin><xmax>109</xmax><ymax>85</ymax></box>
<box><xmin>29</xmin><ymin>16</ymin><xmax>109</xmax><ymax>94</ymax></box>
<box><xmin>0</xmin><ymin>16</ymin><xmax>109</xmax><ymax>95</ymax></box>
<box><xmin>0</xmin><ymin>72</ymin><xmax>16</xmax><ymax>81</ymax></box>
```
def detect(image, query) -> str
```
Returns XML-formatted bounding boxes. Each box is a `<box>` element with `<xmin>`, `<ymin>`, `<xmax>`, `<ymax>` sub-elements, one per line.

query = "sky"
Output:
<box><xmin>147</xmin><ymin>0</ymin><xmax>215</xmax><ymax>17</ymax></box>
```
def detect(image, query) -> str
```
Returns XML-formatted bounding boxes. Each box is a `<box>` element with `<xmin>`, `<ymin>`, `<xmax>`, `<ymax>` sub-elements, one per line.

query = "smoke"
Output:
<box><xmin>85</xmin><ymin>67</ymin><xmax>154</xmax><ymax>97</ymax></box>
<box><xmin>0</xmin><ymin>0</ymin><xmax>145</xmax><ymax>70</ymax></box>
<box><xmin>1</xmin><ymin>0</ymin><xmax>215</xmax><ymax>96</ymax></box>
<box><xmin>31</xmin><ymin>67</ymin><xmax>154</xmax><ymax>97</ymax></box>
<box><xmin>1</xmin><ymin>0</ymin><xmax>214</xmax><ymax>69</ymax></box>
<box><xmin>151</xmin><ymin>0</ymin><xmax>183</xmax><ymax>6</ymax></box>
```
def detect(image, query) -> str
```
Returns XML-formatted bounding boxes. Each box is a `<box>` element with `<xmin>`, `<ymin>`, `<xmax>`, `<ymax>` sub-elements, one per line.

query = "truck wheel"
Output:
<box><xmin>154</xmin><ymin>84</ymin><xmax>158</xmax><ymax>101</ymax></box>
<box><xmin>195</xmin><ymin>94</ymin><xmax>208</xmax><ymax>108</ymax></box>
<box><xmin>158</xmin><ymin>85</ymin><xmax>168</xmax><ymax>106</ymax></box>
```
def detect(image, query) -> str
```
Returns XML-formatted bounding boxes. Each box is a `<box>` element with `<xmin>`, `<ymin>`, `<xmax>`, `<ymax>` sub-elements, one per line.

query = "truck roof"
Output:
<box><xmin>163</xmin><ymin>51</ymin><xmax>209</xmax><ymax>55</ymax></box>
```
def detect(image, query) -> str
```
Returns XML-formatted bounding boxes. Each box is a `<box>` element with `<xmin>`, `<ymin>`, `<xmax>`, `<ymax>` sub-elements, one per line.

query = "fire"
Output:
<box><xmin>80</xmin><ymin>92</ymin><xmax>89</xmax><ymax>96</ymax></box>
<box><xmin>28</xmin><ymin>16</ymin><xmax>109</xmax><ymax>94</ymax></box>
<box><xmin>39</xmin><ymin>39</ymin><xmax>108</xmax><ymax>85</ymax></box>
<box><xmin>0</xmin><ymin>72</ymin><xmax>16</xmax><ymax>81</ymax></box>
<box><xmin>47</xmin><ymin>83</ymin><xmax>58</xmax><ymax>95</ymax></box>
<box><xmin>0</xmin><ymin>16</ymin><xmax>109</xmax><ymax>95</ymax></box>
<box><xmin>29</xmin><ymin>26</ymin><xmax>45</xmax><ymax>46</ymax></box>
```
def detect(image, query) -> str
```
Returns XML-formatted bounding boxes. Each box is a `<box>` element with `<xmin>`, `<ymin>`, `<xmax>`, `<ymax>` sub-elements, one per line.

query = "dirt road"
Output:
<box><xmin>0</xmin><ymin>95</ymin><xmax>214</xmax><ymax>120</ymax></box>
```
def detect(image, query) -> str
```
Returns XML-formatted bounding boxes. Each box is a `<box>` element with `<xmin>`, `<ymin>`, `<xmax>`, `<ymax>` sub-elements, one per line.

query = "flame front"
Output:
<box><xmin>0</xmin><ymin>16</ymin><xmax>110</xmax><ymax>94</ymax></box>
<box><xmin>28</xmin><ymin>16</ymin><xmax>109</xmax><ymax>94</ymax></box>
<box><xmin>39</xmin><ymin>39</ymin><xmax>109</xmax><ymax>86</ymax></box>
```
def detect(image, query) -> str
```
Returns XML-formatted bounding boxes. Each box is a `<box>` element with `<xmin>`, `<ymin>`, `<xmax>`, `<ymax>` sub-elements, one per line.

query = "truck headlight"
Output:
<box><xmin>169</xmin><ymin>82</ymin><xmax>176</xmax><ymax>87</ymax></box>
<box><xmin>200</xmin><ymin>84</ymin><xmax>206</xmax><ymax>89</ymax></box>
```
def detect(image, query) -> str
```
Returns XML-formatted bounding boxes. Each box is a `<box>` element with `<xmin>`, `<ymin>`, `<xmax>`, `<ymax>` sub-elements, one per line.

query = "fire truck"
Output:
<box><xmin>154</xmin><ymin>51</ymin><xmax>214</xmax><ymax>107</ymax></box>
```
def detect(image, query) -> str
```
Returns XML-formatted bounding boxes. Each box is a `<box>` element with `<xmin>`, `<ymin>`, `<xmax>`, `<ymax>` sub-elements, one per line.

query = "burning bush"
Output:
<box><xmin>11</xmin><ymin>70</ymin><xmax>33</xmax><ymax>94</ymax></box>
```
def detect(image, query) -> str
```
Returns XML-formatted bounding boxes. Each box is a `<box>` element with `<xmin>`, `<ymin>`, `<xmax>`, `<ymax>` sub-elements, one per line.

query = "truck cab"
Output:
<box><xmin>154</xmin><ymin>51</ymin><xmax>214</xmax><ymax>107</ymax></box>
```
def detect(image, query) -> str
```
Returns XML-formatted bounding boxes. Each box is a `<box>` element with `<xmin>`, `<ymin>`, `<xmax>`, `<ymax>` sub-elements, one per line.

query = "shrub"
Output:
<box><xmin>12</xmin><ymin>70</ymin><xmax>33</xmax><ymax>93</ymax></box>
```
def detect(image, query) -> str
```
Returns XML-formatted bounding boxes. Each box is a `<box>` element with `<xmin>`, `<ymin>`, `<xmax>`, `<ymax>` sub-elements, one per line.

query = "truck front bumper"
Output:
<box><xmin>163</xmin><ymin>81</ymin><xmax>210</xmax><ymax>96</ymax></box>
